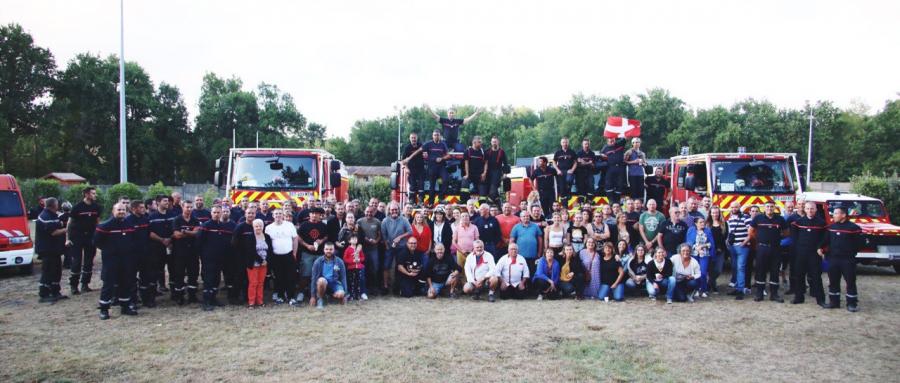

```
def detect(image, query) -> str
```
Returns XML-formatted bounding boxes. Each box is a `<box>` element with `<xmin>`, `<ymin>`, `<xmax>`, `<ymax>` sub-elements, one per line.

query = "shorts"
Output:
<box><xmin>326</xmin><ymin>280</ymin><xmax>345</xmax><ymax>295</ymax></box>
<box><xmin>431</xmin><ymin>282</ymin><xmax>446</xmax><ymax>295</ymax></box>
<box><xmin>300</xmin><ymin>252</ymin><xmax>318</xmax><ymax>277</ymax></box>
<box><xmin>383</xmin><ymin>246</ymin><xmax>399</xmax><ymax>270</ymax></box>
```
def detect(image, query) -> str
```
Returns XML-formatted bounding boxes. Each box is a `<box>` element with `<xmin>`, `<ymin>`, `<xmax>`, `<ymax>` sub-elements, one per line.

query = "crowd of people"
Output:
<box><xmin>30</xmin><ymin>108</ymin><xmax>865</xmax><ymax>320</ymax></box>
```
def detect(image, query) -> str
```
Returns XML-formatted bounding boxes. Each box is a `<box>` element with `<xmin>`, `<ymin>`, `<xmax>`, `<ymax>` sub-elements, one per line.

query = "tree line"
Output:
<box><xmin>3</xmin><ymin>23</ymin><xmax>897</xmax><ymax>184</ymax></box>
<box><xmin>0</xmin><ymin>23</ymin><xmax>324</xmax><ymax>184</ymax></box>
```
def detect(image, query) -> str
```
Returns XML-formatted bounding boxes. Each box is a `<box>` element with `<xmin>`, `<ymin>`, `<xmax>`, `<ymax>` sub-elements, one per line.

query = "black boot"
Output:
<box><xmin>791</xmin><ymin>292</ymin><xmax>805</xmax><ymax>304</ymax></box>
<box><xmin>172</xmin><ymin>290</ymin><xmax>185</xmax><ymax>306</ymax></box>
<box><xmin>826</xmin><ymin>294</ymin><xmax>840</xmax><ymax>309</ymax></box>
<box><xmin>121</xmin><ymin>303</ymin><xmax>138</xmax><ymax>316</ymax></box>
<box><xmin>769</xmin><ymin>285</ymin><xmax>784</xmax><ymax>303</ymax></box>
<box><xmin>753</xmin><ymin>284</ymin><xmax>765</xmax><ymax>302</ymax></box>
<box><xmin>846</xmin><ymin>296</ymin><xmax>859</xmax><ymax>313</ymax></box>
<box><xmin>141</xmin><ymin>289</ymin><xmax>157</xmax><ymax>308</ymax></box>
<box><xmin>98</xmin><ymin>303</ymin><xmax>111</xmax><ymax>320</ymax></box>
<box><xmin>202</xmin><ymin>292</ymin><xmax>214</xmax><ymax>311</ymax></box>
<box><xmin>815</xmin><ymin>295</ymin><xmax>827</xmax><ymax>309</ymax></box>
<box><xmin>81</xmin><ymin>283</ymin><xmax>94</xmax><ymax>293</ymax></box>
<box><xmin>187</xmin><ymin>291</ymin><xmax>199</xmax><ymax>304</ymax></box>
<box><xmin>70</xmin><ymin>283</ymin><xmax>80</xmax><ymax>295</ymax></box>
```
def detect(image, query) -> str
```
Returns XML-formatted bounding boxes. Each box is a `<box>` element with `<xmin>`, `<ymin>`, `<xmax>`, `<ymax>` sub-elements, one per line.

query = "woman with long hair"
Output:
<box><xmin>579</xmin><ymin>237</ymin><xmax>602</xmax><ymax>299</ymax></box>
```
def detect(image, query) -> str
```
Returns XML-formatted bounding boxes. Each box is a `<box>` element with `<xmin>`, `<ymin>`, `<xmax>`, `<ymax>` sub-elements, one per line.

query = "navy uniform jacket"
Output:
<box><xmin>472</xmin><ymin>214</ymin><xmax>501</xmax><ymax>246</ymax></box>
<box><xmin>192</xmin><ymin>208</ymin><xmax>212</xmax><ymax>223</ymax></box>
<box><xmin>231</xmin><ymin>221</ymin><xmax>256</xmax><ymax>260</ymax></box>
<box><xmin>600</xmin><ymin>139</ymin><xmax>627</xmax><ymax>167</ymax></box>
<box><xmin>125</xmin><ymin>214</ymin><xmax>151</xmax><ymax>254</ymax></box>
<box><xmin>148</xmin><ymin>209</ymin><xmax>176</xmax><ymax>244</ymax></box>
<box><xmin>531</xmin><ymin>166</ymin><xmax>556</xmax><ymax>194</ymax></box>
<box><xmin>422</xmin><ymin>140</ymin><xmax>450</xmax><ymax>171</ymax></box>
<box><xmin>172</xmin><ymin>215</ymin><xmax>200</xmax><ymax>255</ymax></box>
<box><xmin>197</xmin><ymin>219</ymin><xmax>234</xmax><ymax>260</ymax></box>
<box><xmin>822</xmin><ymin>221</ymin><xmax>864</xmax><ymax>259</ymax></box>
<box><xmin>69</xmin><ymin>201</ymin><xmax>101</xmax><ymax>241</ymax></box>
<box><xmin>750</xmin><ymin>214</ymin><xmax>788</xmax><ymax>246</ymax></box>
<box><xmin>93</xmin><ymin>217</ymin><xmax>134</xmax><ymax>259</ymax></box>
<box><xmin>402</xmin><ymin>142</ymin><xmax>425</xmax><ymax>174</ymax></box>
<box><xmin>790</xmin><ymin>216</ymin><xmax>827</xmax><ymax>252</ymax></box>
<box><xmin>35</xmin><ymin>209</ymin><xmax>65</xmax><ymax>254</ymax></box>
<box><xmin>229</xmin><ymin>206</ymin><xmax>244</xmax><ymax>223</ymax></box>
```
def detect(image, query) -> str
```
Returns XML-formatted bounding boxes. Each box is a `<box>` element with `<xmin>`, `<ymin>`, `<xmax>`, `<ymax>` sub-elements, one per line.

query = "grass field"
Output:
<box><xmin>1</xmin><ymin>263</ymin><xmax>899</xmax><ymax>383</ymax></box>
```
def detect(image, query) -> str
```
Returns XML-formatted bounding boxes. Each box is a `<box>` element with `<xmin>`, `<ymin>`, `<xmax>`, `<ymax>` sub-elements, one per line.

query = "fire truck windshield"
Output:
<box><xmin>711</xmin><ymin>159</ymin><xmax>795</xmax><ymax>194</ymax></box>
<box><xmin>232</xmin><ymin>155</ymin><xmax>317</xmax><ymax>190</ymax></box>
<box><xmin>827</xmin><ymin>201</ymin><xmax>886</xmax><ymax>219</ymax></box>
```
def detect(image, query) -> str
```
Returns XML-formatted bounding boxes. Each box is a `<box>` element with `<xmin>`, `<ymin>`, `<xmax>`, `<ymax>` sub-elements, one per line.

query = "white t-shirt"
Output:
<box><xmin>265</xmin><ymin>221</ymin><xmax>298</xmax><ymax>255</ymax></box>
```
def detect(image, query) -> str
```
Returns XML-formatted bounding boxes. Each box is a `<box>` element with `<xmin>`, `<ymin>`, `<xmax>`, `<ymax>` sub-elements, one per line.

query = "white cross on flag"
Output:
<box><xmin>604</xmin><ymin>116</ymin><xmax>641</xmax><ymax>138</ymax></box>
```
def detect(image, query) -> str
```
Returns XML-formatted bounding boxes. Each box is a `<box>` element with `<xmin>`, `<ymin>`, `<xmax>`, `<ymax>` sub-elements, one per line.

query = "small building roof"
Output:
<box><xmin>345</xmin><ymin>166</ymin><xmax>391</xmax><ymax>177</ymax></box>
<box><xmin>42</xmin><ymin>172</ymin><xmax>86</xmax><ymax>182</ymax></box>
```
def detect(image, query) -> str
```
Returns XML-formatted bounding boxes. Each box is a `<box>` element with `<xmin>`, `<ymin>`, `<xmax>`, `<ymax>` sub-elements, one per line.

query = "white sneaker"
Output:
<box><xmin>272</xmin><ymin>293</ymin><xmax>280</xmax><ymax>301</ymax></box>
<box><xmin>687</xmin><ymin>295</ymin><xmax>695</xmax><ymax>303</ymax></box>
<box><xmin>666</xmin><ymin>299</ymin><xmax>673</xmax><ymax>304</ymax></box>
<box><xmin>728</xmin><ymin>282</ymin><xmax>735</xmax><ymax>288</ymax></box>
<box><xmin>693</xmin><ymin>291</ymin><xmax>700</xmax><ymax>298</ymax></box>
<box><xmin>360</xmin><ymin>293</ymin><xmax>369</xmax><ymax>301</ymax></box>
<box><xmin>288</xmin><ymin>299</ymin><xmax>299</xmax><ymax>306</ymax></box>
<box><xmin>649</xmin><ymin>296</ymin><xmax>656</xmax><ymax>301</ymax></box>
<box><xmin>295</xmin><ymin>292</ymin><xmax>305</xmax><ymax>302</ymax></box>
<box><xmin>701</xmin><ymin>292</ymin><xmax>709</xmax><ymax>298</ymax></box>
<box><xmin>537</xmin><ymin>294</ymin><xmax>543</xmax><ymax>301</ymax></box>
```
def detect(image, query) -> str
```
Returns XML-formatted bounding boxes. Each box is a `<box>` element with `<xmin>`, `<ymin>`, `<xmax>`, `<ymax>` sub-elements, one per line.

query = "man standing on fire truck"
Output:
<box><xmin>422</xmin><ymin>130</ymin><xmax>451</xmax><ymax>205</ymax></box>
<box><xmin>400</xmin><ymin>132</ymin><xmax>425</xmax><ymax>205</ymax></box>
<box><xmin>600</xmin><ymin>137</ymin><xmax>627</xmax><ymax>203</ymax></box>
<box><xmin>426</xmin><ymin>105</ymin><xmax>483</xmax><ymax>149</ymax></box>
<box><xmin>464</xmin><ymin>135</ymin><xmax>488</xmax><ymax>203</ymax></box>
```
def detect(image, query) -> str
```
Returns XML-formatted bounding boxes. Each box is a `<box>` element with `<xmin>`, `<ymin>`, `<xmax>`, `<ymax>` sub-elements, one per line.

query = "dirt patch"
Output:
<box><xmin>1</xmin><ymin>265</ymin><xmax>899</xmax><ymax>382</ymax></box>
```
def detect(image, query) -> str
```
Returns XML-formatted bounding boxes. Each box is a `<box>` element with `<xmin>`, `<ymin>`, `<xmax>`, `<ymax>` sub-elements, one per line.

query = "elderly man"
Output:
<box><xmin>463</xmin><ymin>240</ymin><xmax>499</xmax><ymax>302</ymax></box>
<box><xmin>36</xmin><ymin>197</ymin><xmax>68</xmax><ymax>303</ymax></box>
<box><xmin>94</xmin><ymin>202</ymin><xmax>138</xmax><ymax>319</ymax></box>
<box><xmin>510</xmin><ymin>211</ymin><xmax>543</xmax><ymax>275</ymax></box>
<box><xmin>426</xmin><ymin>243</ymin><xmax>461</xmax><ymax>298</ymax></box>
<box><xmin>381</xmin><ymin>202</ymin><xmax>413</xmax><ymax>295</ymax></box>
<box><xmin>395</xmin><ymin>237</ymin><xmax>426</xmax><ymax>297</ymax></box>
<box><xmin>493</xmin><ymin>243</ymin><xmax>530</xmax><ymax>300</ymax></box>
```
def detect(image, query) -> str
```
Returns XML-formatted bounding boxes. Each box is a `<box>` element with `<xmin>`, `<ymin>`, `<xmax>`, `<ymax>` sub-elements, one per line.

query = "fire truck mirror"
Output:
<box><xmin>684</xmin><ymin>174</ymin><xmax>696</xmax><ymax>191</ymax></box>
<box><xmin>213</xmin><ymin>171</ymin><xmax>223</xmax><ymax>187</ymax></box>
<box><xmin>503</xmin><ymin>177</ymin><xmax>511</xmax><ymax>191</ymax></box>
<box><xmin>331</xmin><ymin>160</ymin><xmax>341</xmax><ymax>171</ymax></box>
<box><xmin>391</xmin><ymin>161</ymin><xmax>400</xmax><ymax>173</ymax></box>
<box><xmin>330</xmin><ymin>173</ymin><xmax>342</xmax><ymax>189</ymax></box>
<box><xmin>390</xmin><ymin>173</ymin><xmax>399</xmax><ymax>190</ymax></box>
<box><xmin>215</xmin><ymin>157</ymin><xmax>224</xmax><ymax>170</ymax></box>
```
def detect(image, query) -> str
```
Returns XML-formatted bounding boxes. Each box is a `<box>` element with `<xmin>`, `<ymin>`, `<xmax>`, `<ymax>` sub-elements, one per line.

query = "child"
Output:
<box><xmin>342</xmin><ymin>234</ymin><xmax>367</xmax><ymax>301</ymax></box>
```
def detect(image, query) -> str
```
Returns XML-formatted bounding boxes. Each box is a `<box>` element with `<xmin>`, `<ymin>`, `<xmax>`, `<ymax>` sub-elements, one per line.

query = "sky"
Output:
<box><xmin>3</xmin><ymin>0</ymin><xmax>899</xmax><ymax>138</ymax></box>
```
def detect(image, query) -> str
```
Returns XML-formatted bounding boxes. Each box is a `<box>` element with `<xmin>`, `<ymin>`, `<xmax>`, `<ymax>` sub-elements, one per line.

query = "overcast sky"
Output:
<box><xmin>4</xmin><ymin>0</ymin><xmax>899</xmax><ymax>138</ymax></box>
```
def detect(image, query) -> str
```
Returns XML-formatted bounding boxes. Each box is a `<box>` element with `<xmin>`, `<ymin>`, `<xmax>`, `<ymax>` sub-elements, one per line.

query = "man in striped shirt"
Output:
<box><xmin>726</xmin><ymin>201</ymin><xmax>752</xmax><ymax>300</ymax></box>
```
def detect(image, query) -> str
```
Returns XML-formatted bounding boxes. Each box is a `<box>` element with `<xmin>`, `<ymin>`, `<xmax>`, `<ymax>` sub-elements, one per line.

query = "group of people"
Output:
<box><xmin>33</xmin><ymin>182</ymin><xmax>864</xmax><ymax>320</ymax></box>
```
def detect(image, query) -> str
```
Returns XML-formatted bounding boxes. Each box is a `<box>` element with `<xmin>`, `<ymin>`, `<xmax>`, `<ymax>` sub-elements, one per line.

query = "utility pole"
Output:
<box><xmin>118</xmin><ymin>0</ymin><xmax>127</xmax><ymax>183</ymax></box>
<box><xmin>806</xmin><ymin>100</ymin><xmax>815</xmax><ymax>183</ymax></box>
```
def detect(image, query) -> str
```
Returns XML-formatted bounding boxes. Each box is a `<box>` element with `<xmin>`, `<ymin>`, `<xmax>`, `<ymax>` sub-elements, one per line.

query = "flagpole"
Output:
<box><xmin>118</xmin><ymin>0</ymin><xmax>127</xmax><ymax>183</ymax></box>
<box><xmin>806</xmin><ymin>101</ymin><xmax>814</xmax><ymax>183</ymax></box>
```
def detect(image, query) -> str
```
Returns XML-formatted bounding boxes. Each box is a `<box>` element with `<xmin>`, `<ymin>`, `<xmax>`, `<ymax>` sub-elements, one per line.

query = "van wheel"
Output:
<box><xmin>19</xmin><ymin>264</ymin><xmax>33</xmax><ymax>276</ymax></box>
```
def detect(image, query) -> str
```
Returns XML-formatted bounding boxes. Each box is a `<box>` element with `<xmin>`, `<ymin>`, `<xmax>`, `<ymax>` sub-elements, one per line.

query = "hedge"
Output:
<box><xmin>349</xmin><ymin>177</ymin><xmax>391</xmax><ymax>202</ymax></box>
<box><xmin>19</xmin><ymin>179</ymin><xmax>62</xmax><ymax>210</ymax></box>
<box><xmin>145</xmin><ymin>182</ymin><xmax>173</xmax><ymax>201</ymax></box>
<box><xmin>851</xmin><ymin>173</ymin><xmax>900</xmax><ymax>221</ymax></box>
<box><xmin>106</xmin><ymin>182</ymin><xmax>144</xmax><ymax>204</ymax></box>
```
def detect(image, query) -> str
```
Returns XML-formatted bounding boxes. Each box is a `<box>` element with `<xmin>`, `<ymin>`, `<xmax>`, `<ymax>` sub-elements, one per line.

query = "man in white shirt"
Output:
<box><xmin>265</xmin><ymin>209</ymin><xmax>300</xmax><ymax>305</ymax></box>
<box><xmin>463</xmin><ymin>240</ymin><xmax>499</xmax><ymax>302</ymax></box>
<box><xmin>493</xmin><ymin>243</ymin><xmax>530</xmax><ymax>300</ymax></box>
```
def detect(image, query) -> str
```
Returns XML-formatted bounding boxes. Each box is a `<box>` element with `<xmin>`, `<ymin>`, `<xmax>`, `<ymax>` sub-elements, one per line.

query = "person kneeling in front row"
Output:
<box><xmin>463</xmin><ymin>240</ymin><xmax>499</xmax><ymax>302</ymax></box>
<box><xmin>532</xmin><ymin>248</ymin><xmax>560</xmax><ymax>300</ymax></box>
<box><xmin>426</xmin><ymin>243</ymin><xmax>461</xmax><ymax>299</ymax></box>
<box><xmin>495</xmin><ymin>243</ymin><xmax>531</xmax><ymax>300</ymax></box>
<box><xmin>672</xmin><ymin>243</ymin><xmax>702</xmax><ymax>303</ymax></box>
<box><xmin>310</xmin><ymin>242</ymin><xmax>347</xmax><ymax>309</ymax></box>
<box><xmin>647</xmin><ymin>247</ymin><xmax>677</xmax><ymax>304</ymax></box>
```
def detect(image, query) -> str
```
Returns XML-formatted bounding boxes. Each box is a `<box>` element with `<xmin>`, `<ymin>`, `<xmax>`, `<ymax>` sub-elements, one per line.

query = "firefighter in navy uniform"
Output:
<box><xmin>171</xmin><ymin>200</ymin><xmax>201</xmax><ymax>304</ymax></box>
<box><xmin>484</xmin><ymin>136</ymin><xmax>509</xmax><ymax>205</ymax></box>
<box><xmin>819</xmin><ymin>206</ymin><xmax>864</xmax><ymax>312</ymax></box>
<box><xmin>35</xmin><ymin>198</ymin><xmax>68</xmax><ymax>303</ymax></box>
<box><xmin>191</xmin><ymin>195</ymin><xmax>212</xmax><ymax>224</ymax></box>
<box><xmin>531</xmin><ymin>157</ymin><xmax>557</xmax><ymax>217</ymax></box>
<box><xmin>422</xmin><ymin>130</ymin><xmax>451</xmax><ymax>205</ymax></box>
<box><xmin>574</xmin><ymin>139</ymin><xmax>597</xmax><ymax>200</ymax></box>
<box><xmin>66</xmin><ymin>186</ymin><xmax>101</xmax><ymax>294</ymax></box>
<box><xmin>553</xmin><ymin>138</ymin><xmax>577</xmax><ymax>201</ymax></box>
<box><xmin>464</xmin><ymin>136</ymin><xmax>488</xmax><ymax>203</ymax></box>
<box><xmin>94</xmin><ymin>202</ymin><xmax>138</xmax><ymax>320</ymax></box>
<box><xmin>600</xmin><ymin>137</ymin><xmax>627</xmax><ymax>203</ymax></box>
<box><xmin>400</xmin><ymin>132</ymin><xmax>425</xmax><ymax>205</ymax></box>
<box><xmin>789</xmin><ymin>202</ymin><xmax>827</xmax><ymax>306</ymax></box>
<box><xmin>229</xmin><ymin>207</ymin><xmax>257</xmax><ymax>304</ymax></box>
<box><xmin>197</xmin><ymin>205</ymin><xmax>233</xmax><ymax>310</ymax></box>
<box><xmin>148</xmin><ymin>196</ymin><xmax>176</xmax><ymax>295</ymax></box>
<box><xmin>126</xmin><ymin>200</ymin><xmax>153</xmax><ymax>307</ymax></box>
<box><xmin>749</xmin><ymin>201</ymin><xmax>789</xmax><ymax>302</ymax></box>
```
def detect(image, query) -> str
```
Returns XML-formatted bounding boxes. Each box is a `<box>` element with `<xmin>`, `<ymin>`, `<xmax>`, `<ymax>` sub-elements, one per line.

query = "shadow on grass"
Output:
<box><xmin>557</xmin><ymin>338</ymin><xmax>681</xmax><ymax>383</ymax></box>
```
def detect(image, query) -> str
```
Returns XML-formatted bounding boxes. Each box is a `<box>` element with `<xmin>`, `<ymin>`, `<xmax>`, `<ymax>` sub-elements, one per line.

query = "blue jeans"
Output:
<box><xmin>598</xmin><ymin>283</ymin><xmax>624</xmax><ymax>301</ymax></box>
<box><xmin>729</xmin><ymin>243</ymin><xmax>750</xmax><ymax>290</ymax></box>
<box><xmin>647</xmin><ymin>276</ymin><xmax>676</xmax><ymax>299</ymax></box>
<box><xmin>693</xmin><ymin>256</ymin><xmax>710</xmax><ymax>293</ymax></box>
<box><xmin>674</xmin><ymin>278</ymin><xmax>700</xmax><ymax>301</ymax></box>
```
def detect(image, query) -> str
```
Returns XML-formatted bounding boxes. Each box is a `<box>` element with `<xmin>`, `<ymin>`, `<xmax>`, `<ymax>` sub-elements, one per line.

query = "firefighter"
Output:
<box><xmin>426</xmin><ymin>105</ymin><xmax>483</xmax><ymax>149</ymax></box>
<box><xmin>819</xmin><ymin>206</ymin><xmax>864</xmax><ymax>312</ymax></box>
<box><xmin>198</xmin><ymin>205</ymin><xmax>233</xmax><ymax>310</ymax></box>
<box><xmin>400</xmin><ymin>132</ymin><xmax>425</xmax><ymax>205</ymax></box>
<box><xmin>789</xmin><ymin>201</ymin><xmax>827</xmax><ymax>307</ymax></box>
<box><xmin>574</xmin><ymin>138</ymin><xmax>597</xmax><ymax>200</ymax></box>
<box><xmin>66</xmin><ymin>186</ymin><xmax>101</xmax><ymax>294</ymax></box>
<box><xmin>229</xmin><ymin>206</ymin><xmax>257</xmax><ymax>304</ymax></box>
<box><xmin>749</xmin><ymin>201</ymin><xmax>788</xmax><ymax>302</ymax></box>
<box><xmin>36</xmin><ymin>197</ymin><xmax>68</xmax><ymax>303</ymax></box>
<box><xmin>485</xmin><ymin>136</ymin><xmax>508</xmax><ymax>205</ymax></box>
<box><xmin>191</xmin><ymin>195</ymin><xmax>212</xmax><ymax>223</ymax></box>
<box><xmin>624</xmin><ymin>137</ymin><xmax>647</xmax><ymax>202</ymax></box>
<box><xmin>600</xmin><ymin>136</ymin><xmax>627</xmax><ymax>203</ymax></box>
<box><xmin>464</xmin><ymin>135</ymin><xmax>488</xmax><ymax>203</ymax></box>
<box><xmin>94</xmin><ymin>202</ymin><xmax>138</xmax><ymax>320</ymax></box>
<box><xmin>126</xmin><ymin>200</ymin><xmax>153</xmax><ymax>307</ymax></box>
<box><xmin>553</xmin><ymin>137</ymin><xmax>577</xmax><ymax>201</ymax></box>
<box><xmin>422</xmin><ymin>130</ymin><xmax>451</xmax><ymax>205</ymax></box>
<box><xmin>171</xmin><ymin>200</ymin><xmax>201</xmax><ymax>304</ymax></box>
<box><xmin>531</xmin><ymin>156</ymin><xmax>557</xmax><ymax>217</ymax></box>
<box><xmin>148</xmin><ymin>195</ymin><xmax>176</xmax><ymax>295</ymax></box>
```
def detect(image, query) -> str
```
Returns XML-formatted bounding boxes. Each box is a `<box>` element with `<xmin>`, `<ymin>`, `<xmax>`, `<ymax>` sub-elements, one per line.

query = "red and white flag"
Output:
<box><xmin>604</xmin><ymin>116</ymin><xmax>641</xmax><ymax>138</ymax></box>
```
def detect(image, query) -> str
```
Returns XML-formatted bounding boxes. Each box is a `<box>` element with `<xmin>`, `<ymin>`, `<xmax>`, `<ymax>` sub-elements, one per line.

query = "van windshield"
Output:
<box><xmin>828</xmin><ymin>201</ymin><xmax>886</xmax><ymax>219</ymax></box>
<box><xmin>712</xmin><ymin>159</ymin><xmax>796</xmax><ymax>194</ymax></box>
<box><xmin>232</xmin><ymin>156</ymin><xmax>317</xmax><ymax>190</ymax></box>
<box><xmin>0</xmin><ymin>191</ymin><xmax>25</xmax><ymax>218</ymax></box>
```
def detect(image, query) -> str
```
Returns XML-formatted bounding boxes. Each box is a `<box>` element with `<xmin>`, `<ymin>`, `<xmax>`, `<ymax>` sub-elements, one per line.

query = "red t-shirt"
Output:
<box><xmin>342</xmin><ymin>246</ymin><xmax>365</xmax><ymax>270</ymax></box>
<box><xmin>411</xmin><ymin>224</ymin><xmax>432</xmax><ymax>253</ymax></box>
<box><xmin>496</xmin><ymin>214</ymin><xmax>520</xmax><ymax>248</ymax></box>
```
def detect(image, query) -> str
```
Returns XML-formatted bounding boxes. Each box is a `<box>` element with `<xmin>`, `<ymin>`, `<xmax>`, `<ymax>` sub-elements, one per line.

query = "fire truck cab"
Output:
<box><xmin>215</xmin><ymin>148</ymin><xmax>349</xmax><ymax>207</ymax></box>
<box><xmin>667</xmin><ymin>152</ymin><xmax>803</xmax><ymax>216</ymax></box>
<box><xmin>802</xmin><ymin>191</ymin><xmax>900</xmax><ymax>274</ymax></box>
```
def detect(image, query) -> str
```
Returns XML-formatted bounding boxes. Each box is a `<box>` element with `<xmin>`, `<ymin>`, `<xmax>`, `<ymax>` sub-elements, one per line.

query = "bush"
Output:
<box><xmin>851</xmin><ymin>172</ymin><xmax>900</xmax><ymax>222</ymax></box>
<box><xmin>105</xmin><ymin>182</ymin><xmax>144</xmax><ymax>204</ymax></box>
<box><xmin>201</xmin><ymin>186</ymin><xmax>221</xmax><ymax>207</ymax></box>
<box><xmin>349</xmin><ymin>176</ymin><xmax>391</xmax><ymax>202</ymax></box>
<box><xmin>19</xmin><ymin>179</ymin><xmax>62</xmax><ymax>210</ymax></box>
<box><xmin>145</xmin><ymin>181</ymin><xmax>173</xmax><ymax>201</ymax></box>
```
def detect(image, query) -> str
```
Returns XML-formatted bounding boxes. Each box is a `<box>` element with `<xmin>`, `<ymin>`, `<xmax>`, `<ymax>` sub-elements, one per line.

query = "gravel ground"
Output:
<box><xmin>1</xmin><ymin>262</ymin><xmax>898</xmax><ymax>382</ymax></box>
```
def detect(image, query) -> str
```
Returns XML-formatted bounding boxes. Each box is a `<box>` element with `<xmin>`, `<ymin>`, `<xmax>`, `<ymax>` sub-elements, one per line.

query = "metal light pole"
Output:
<box><xmin>806</xmin><ymin>100</ymin><xmax>815</xmax><ymax>183</ymax></box>
<box><xmin>394</xmin><ymin>106</ymin><xmax>404</xmax><ymax>161</ymax></box>
<box><xmin>118</xmin><ymin>0</ymin><xmax>127</xmax><ymax>183</ymax></box>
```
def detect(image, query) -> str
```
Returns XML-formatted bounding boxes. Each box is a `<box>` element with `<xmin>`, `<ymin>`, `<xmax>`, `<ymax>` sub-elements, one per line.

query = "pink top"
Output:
<box><xmin>454</xmin><ymin>223</ymin><xmax>480</xmax><ymax>253</ymax></box>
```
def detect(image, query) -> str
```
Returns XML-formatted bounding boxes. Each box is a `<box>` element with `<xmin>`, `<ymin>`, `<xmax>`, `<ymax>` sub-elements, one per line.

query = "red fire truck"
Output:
<box><xmin>666</xmin><ymin>152</ymin><xmax>804</xmax><ymax>216</ymax></box>
<box><xmin>214</xmin><ymin>148</ymin><xmax>349</xmax><ymax>207</ymax></box>
<box><xmin>802</xmin><ymin>191</ymin><xmax>900</xmax><ymax>274</ymax></box>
